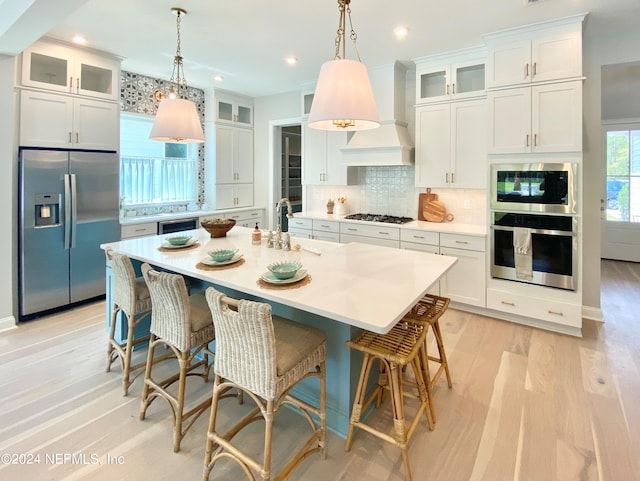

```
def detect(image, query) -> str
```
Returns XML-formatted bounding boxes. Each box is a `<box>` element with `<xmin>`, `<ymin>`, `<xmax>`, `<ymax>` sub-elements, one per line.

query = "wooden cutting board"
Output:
<box><xmin>418</xmin><ymin>188</ymin><xmax>447</xmax><ymax>222</ymax></box>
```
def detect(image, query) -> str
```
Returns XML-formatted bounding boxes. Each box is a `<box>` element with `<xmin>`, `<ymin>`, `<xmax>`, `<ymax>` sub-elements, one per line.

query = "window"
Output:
<box><xmin>605</xmin><ymin>125</ymin><xmax>640</xmax><ymax>223</ymax></box>
<box><xmin>120</xmin><ymin>113</ymin><xmax>197</xmax><ymax>205</ymax></box>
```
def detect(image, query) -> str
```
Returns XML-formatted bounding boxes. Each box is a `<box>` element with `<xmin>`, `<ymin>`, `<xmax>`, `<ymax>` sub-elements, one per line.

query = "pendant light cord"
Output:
<box><xmin>333</xmin><ymin>0</ymin><xmax>362</xmax><ymax>62</ymax></box>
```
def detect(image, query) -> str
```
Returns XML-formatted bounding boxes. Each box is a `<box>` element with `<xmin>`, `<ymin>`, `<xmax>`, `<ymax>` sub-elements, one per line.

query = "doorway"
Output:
<box><xmin>601</xmin><ymin>123</ymin><xmax>640</xmax><ymax>261</ymax></box>
<box><xmin>276</xmin><ymin>124</ymin><xmax>302</xmax><ymax>231</ymax></box>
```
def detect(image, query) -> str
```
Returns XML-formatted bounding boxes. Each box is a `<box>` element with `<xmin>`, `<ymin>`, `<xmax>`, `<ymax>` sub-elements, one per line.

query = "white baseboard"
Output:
<box><xmin>582</xmin><ymin>305</ymin><xmax>604</xmax><ymax>322</ymax></box>
<box><xmin>0</xmin><ymin>315</ymin><xmax>17</xmax><ymax>332</ymax></box>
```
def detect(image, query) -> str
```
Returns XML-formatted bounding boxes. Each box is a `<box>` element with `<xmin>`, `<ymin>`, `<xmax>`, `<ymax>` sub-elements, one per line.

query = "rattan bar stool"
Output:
<box><xmin>203</xmin><ymin>287</ymin><xmax>327</xmax><ymax>481</ymax></box>
<box><xmin>140</xmin><ymin>263</ymin><xmax>215</xmax><ymax>453</ymax></box>
<box><xmin>345</xmin><ymin>320</ymin><xmax>434</xmax><ymax>481</ymax></box>
<box><xmin>403</xmin><ymin>294</ymin><xmax>452</xmax><ymax>422</ymax></box>
<box><xmin>105</xmin><ymin>248</ymin><xmax>153</xmax><ymax>396</ymax></box>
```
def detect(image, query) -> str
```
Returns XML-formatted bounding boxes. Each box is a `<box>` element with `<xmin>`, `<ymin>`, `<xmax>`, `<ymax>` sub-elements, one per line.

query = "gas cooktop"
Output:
<box><xmin>344</xmin><ymin>213</ymin><xmax>414</xmax><ymax>224</ymax></box>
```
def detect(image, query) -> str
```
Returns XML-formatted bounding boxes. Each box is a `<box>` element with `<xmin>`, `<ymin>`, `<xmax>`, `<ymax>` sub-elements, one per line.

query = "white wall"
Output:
<box><xmin>0</xmin><ymin>55</ymin><xmax>17</xmax><ymax>329</ymax></box>
<box><xmin>253</xmin><ymin>91</ymin><xmax>301</xmax><ymax>229</ymax></box>
<box><xmin>581</xmin><ymin>27</ymin><xmax>640</xmax><ymax>317</ymax></box>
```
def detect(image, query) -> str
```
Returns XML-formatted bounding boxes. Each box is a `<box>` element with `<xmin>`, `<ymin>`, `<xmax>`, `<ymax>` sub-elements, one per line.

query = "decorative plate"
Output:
<box><xmin>200</xmin><ymin>253</ymin><xmax>244</xmax><ymax>266</ymax></box>
<box><xmin>260</xmin><ymin>268</ymin><xmax>308</xmax><ymax>285</ymax></box>
<box><xmin>161</xmin><ymin>238</ymin><xmax>198</xmax><ymax>249</ymax></box>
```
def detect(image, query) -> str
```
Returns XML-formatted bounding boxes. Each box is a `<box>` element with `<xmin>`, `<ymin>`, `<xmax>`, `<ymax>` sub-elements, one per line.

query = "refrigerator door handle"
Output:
<box><xmin>64</xmin><ymin>174</ymin><xmax>71</xmax><ymax>250</ymax></box>
<box><xmin>70</xmin><ymin>173</ymin><xmax>77</xmax><ymax>249</ymax></box>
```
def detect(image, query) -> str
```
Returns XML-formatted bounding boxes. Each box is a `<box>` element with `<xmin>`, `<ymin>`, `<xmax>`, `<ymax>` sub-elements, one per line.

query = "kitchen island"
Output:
<box><xmin>101</xmin><ymin>226</ymin><xmax>457</xmax><ymax>436</ymax></box>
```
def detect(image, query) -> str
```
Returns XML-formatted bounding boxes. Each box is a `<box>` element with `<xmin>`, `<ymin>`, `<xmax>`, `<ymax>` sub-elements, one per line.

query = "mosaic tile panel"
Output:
<box><xmin>120</xmin><ymin>70</ymin><xmax>206</xmax><ymax>215</ymax></box>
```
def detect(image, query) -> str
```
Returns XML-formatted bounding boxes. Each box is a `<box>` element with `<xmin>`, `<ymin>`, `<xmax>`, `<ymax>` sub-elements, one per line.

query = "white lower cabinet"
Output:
<box><xmin>312</xmin><ymin>219</ymin><xmax>340</xmax><ymax>242</ymax></box>
<box><xmin>487</xmin><ymin>288</ymin><xmax>581</xmax><ymax>329</ymax></box>
<box><xmin>340</xmin><ymin>223</ymin><xmax>400</xmax><ymax>248</ymax></box>
<box><xmin>288</xmin><ymin>217</ymin><xmax>313</xmax><ymax>239</ymax></box>
<box><xmin>223</xmin><ymin>208</ymin><xmax>264</xmax><ymax>228</ymax></box>
<box><xmin>401</xmin><ymin>230</ymin><xmax>486</xmax><ymax>306</ymax></box>
<box><xmin>120</xmin><ymin>222</ymin><xmax>157</xmax><ymax>239</ymax></box>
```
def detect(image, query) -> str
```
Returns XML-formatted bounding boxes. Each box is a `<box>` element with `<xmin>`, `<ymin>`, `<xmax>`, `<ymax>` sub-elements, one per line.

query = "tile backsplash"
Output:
<box><xmin>306</xmin><ymin>166</ymin><xmax>487</xmax><ymax>225</ymax></box>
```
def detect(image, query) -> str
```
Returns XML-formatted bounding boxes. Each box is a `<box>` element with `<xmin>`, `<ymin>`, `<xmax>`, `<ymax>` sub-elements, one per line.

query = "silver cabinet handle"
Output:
<box><xmin>526</xmin><ymin>134</ymin><xmax>530</xmax><ymax>147</ymax></box>
<box><xmin>548</xmin><ymin>310</ymin><xmax>564</xmax><ymax>316</ymax></box>
<box><xmin>534</xmin><ymin>133</ymin><xmax>538</xmax><ymax>146</ymax></box>
<box><xmin>378</xmin><ymin>231</ymin><xmax>389</xmax><ymax>235</ymax></box>
<box><xmin>347</xmin><ymin>227</ymin><xmax>357</xmax><ymax>232</ymax></box>
<box><xmin>446</xmin><ymin>172</ymin><xmax>449</xmax><ymax>183</ymax></box>
<box><xmin>68</xmin><ymin>132</ymin><xmax>72</xmax><ymax>143</ymax></box>
<box><xmin>452</xmin><ymin>83</ymin><xmax>456</xmax><ymax>94</ymax></box>
<box><xmin>69</xmin><ymin>76</ymin><xmax>73</xmax><ymax>92</ymax></box>
<box><xmin>525</xmin><ymin>63</ymin><xmax>529</xmax><ymax>78</ymax></box>
<box><xmin>455</xmin><ymin>240</ymin><xmax>469</xmax><ymax>244</ymax></box>
<box><xmin>501</xmin><ymin>300</ymin><xmax>515</xmax><ymax>306</ymax></box>
<box><xmin>446</xmin><ymin>84</ymin><xmax>449</xmax><ymax>95</ymax></box>
<box><xmin>451</xmin><ymin>172</ymin><xmax>455</xmax><ymax>183</ymax></box>
<box><xmin>75</xmin><ymin>132</ymin><xmax>79</xmax><ymax>143</ymax></box>
<box><xmin>533</xmin><ymin>62</ymin><xmax>537</xmax><ymax>77</ymax></box>
<box><xmin>412</xmin><ymin>235</ymin><xmax>425</xmax><ymax>239</ymax></box>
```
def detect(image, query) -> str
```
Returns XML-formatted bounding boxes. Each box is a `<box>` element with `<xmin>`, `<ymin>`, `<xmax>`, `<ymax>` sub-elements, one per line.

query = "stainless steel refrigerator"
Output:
<box><xmin>19</xmin><ymin>148</ymin><xmax>120</xmax><ymax>319</ymax></box>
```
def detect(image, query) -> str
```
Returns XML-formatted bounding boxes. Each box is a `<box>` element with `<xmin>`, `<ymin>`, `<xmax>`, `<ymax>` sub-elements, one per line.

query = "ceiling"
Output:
<box><xmin>4</xmin><ymin>0</ymin><xmax>640</xmax><ymax>98</ymax></box>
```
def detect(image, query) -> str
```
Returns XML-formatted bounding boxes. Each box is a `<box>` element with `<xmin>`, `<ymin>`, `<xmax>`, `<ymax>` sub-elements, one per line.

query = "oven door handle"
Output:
<box><xmin>490</xmin><ymin>225</ymin><xmax>576</xmax><ymax>237</ymax></box>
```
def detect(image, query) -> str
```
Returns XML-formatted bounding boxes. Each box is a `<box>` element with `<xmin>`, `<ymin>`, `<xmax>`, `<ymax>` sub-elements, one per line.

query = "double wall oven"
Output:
<box><xmin>490</xmin><ymin>163</ymin><xmax>578</xmax><ymax>291</ymax></box>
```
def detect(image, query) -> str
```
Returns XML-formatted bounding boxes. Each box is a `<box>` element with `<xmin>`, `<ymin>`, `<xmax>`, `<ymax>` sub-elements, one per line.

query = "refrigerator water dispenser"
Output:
<box><xmin>34</xmin><ymin>193</ymin><xmax>60</xmax><ymax>227</ymax></box>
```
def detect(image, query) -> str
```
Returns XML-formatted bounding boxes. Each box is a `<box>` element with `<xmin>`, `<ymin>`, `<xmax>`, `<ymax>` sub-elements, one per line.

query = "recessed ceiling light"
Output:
<box><xmin>285</xmin><ymin>56</ymin><xmax>298</xmax><ymax>66</ymax></box>
<box><xmin>72</xmin><ymin>35</ymin><xmax>87</xmax><ymax>44</ymax></box>
<box><xmin>393</xmin><ymin>26</ymin><xmax>409</xmax><ymax>39</ymax></box>
<box><xmin>213</xmin><ymin>75</ymin><xmax>224</xmax><ymax>82</ymax></box>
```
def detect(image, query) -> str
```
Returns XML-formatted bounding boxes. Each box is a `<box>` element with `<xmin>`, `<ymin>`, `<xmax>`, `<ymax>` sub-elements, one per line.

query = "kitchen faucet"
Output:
<box><xmin>276</xmin><ymin>197</ymin><xmax>294</xmax><ymax>234</ymax></box>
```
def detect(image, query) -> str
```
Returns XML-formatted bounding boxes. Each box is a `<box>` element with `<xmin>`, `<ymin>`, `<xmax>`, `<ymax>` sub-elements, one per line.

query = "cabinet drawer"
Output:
<box><xmin>440</xmin><ymin>233</ymin><xmax>485</xmax><ymax>251</ymax></box>
<box><xmin>487</xmin><ymin>288</ymin><xmax>581</xmax><ymax>328</ymax></box>
<box><xmin>340</xmin><ymin>223</ymin><xmax>400</xmax><ymax>240</ymax></box>
<box><xmin>340</xmin><ymin>233</ymin><xmax>399</xmax><ymax>248</ymax></box>
<box><xmin>225</xmin><ymin>209</ymin><xmax>262</xmax><ymax>222</ymax></box>
<box><xmin>400</xmin><ymin>229</ymin><xmax>439</xmax><ymax>246</ymax></box>
<box><xmin>121</xmin><ymin>222</ymin><xmax>157</xmax><ymax>239</ymax></box>
<box><xmin>400</xmin><ymin>242</ymin><xmax>440</xmax><ymax>255</ymax></box>
<box><xmin>314</xmin><ymin>232</ymin><xmax>340</xmax><ymax>243</ymax></box>
<box><xmin>288</xmin><ymin>226</ymin><xmax>312</xmax><ymax>239</ymax></box>
<box><xmin>313</xmin><ymin>219</ymin><xmax>340</xmax><ymax>233</ymax></box>
<box><xmin>288</xmin><ymin>217</ymin><xmax>312</xmax><ymax>230</ymax></box>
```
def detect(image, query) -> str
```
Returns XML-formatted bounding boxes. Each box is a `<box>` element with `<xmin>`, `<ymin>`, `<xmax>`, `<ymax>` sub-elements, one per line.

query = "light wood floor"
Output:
<box><xmin>1</xmin><ymin>259</ymin><xmax>639</xmax><ymax>481</ymax></box>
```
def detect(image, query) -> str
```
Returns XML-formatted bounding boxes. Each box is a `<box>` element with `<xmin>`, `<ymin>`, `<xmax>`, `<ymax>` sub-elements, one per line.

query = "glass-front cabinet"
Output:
<box><xmin>21</xmin><ymin>40</ymin><xmax>120</xmax><ymax>101</ymax></box>
<box><xmin>215</xmin><ymin>91</ymin><xmax>253</xmax><ymax>127</ymax></box>
<box><xmin>414</xmin><ymin>46</ymin><xmax>486</xmax><ymax>104</ymax></box>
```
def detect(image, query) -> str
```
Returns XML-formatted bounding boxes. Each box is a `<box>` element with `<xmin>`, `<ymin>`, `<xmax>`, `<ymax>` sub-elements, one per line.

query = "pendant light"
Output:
<box><xmin>307</xmin><ymin>0</ymin><xmax>380</xmax><ymax>131</ymax></box>
<box><xmin>149</xmin><ymin>7</ymin><xmax>204</xmax><ymax>143</ymax></box>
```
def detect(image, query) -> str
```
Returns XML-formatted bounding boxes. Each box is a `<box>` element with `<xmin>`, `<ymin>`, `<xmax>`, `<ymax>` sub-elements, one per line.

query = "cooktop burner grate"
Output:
<box><xmin>344</xmin><ymin>213</ymin><xmax>414</xmax><ymax>224</ymax></box>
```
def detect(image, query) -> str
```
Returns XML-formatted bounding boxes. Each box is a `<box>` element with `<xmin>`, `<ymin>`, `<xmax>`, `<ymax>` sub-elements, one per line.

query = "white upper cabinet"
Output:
<box><xmin>215</xmin><ymin>125</ymin><xmax>253</xmax><ymax>184</ymax></box>
<box><xmin>302</xmin><ymin>123</ymin><xmax>352</xmax><ymax>186</ymax></box>
<box><xmin>483</xmin><ymin>14</ymin><xmax>586</xmax><ymax>89</ymax></box>
<box><xmin>414</xmin><ymin>46</ymin><xmax>486</xmax><ymax>105</ymax></box>
<box><xmin>415</xmin><ymin>98</ymin><xmax>487</xmax><ymax>188</ymax></box>
<box><xmin>487</xmin><ymin>80</ymin><xmax>582</xmax><ymax>154</ymax></box>
<box><xmin>214</xmin><ymin>91</ymin><xmax>253</xmax><ymax>127</ymax></box>
<box><xmin>21</xmin><ymin>40</ymin><xmax>120</xmax><ymax>101</ymax></box>
<box><xmin>20</xmin><ymin>89</ymin><xmax>119</xmax><ymax>151</ymax></box>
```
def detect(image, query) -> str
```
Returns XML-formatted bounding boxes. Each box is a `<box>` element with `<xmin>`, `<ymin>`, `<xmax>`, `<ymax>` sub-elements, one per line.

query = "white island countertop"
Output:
<box><xmin>102</xmin><ymin>226</ymin><xmax>457</xmax><ymax>334</ymax></box>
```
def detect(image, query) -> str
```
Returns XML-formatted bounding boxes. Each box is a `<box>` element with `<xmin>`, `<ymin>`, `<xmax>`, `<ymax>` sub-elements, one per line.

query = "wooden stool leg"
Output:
<box><xmin>345</xmin><ymin>353</ymin><xmax>374</xmax><ymax>452</ymax></box>
<box><xmin>261</xmin><ymin>399</ymin><xmax>275</xmax><ymax>481</ymax></box>
<box><xmin>419</xmin><ymin>342</ymin><xmax>436</xmax><ymax>426</ymax></box>
<box><xmin>173</xmin><ymin>351</ymin><xmax>189</xmax><ymax>453</ymax></box>
<box><xmin>139</xmin><ymin>334</ymin><xmax>156</xmax><ymax>421</ymax></box>
<box><xmin>319</xmin><ymin>360</ymin><xmax>327</xmax><ymax>459</ymax></box>
<box><xmin>432</xmin><ymin>320</ymin><xmax>452</xmax><ymax>388</ymax></box>
<box><xmin>410</xmin><ymin>354</ymin><xmax>434</xmax><ymax>430</ymax></box>
<box><xmin>203</xmin><ymin>376</ymin><xmax>222</xmax><ymax>480</ymax></box>
<box><xmin>122</xmin><ymin>312</ymin><xmax>136</xmax><ymax>396</ymax></box>
<box><xmin>106</xmin><ymin>306</ymin><xmax>119</xmax><ymax>372</ymax></box>
<box><xmin>388</xmin><ymin>362</ymin><xmax>412</xmax><ymax>481</ymax></box>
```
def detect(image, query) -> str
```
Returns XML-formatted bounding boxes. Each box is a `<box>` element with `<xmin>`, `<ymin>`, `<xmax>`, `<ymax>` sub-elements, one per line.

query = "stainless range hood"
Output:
<box><xmin>341</xmin><ymin>62</ymin><xmax>414</xmax><ymax>166</ymax></box>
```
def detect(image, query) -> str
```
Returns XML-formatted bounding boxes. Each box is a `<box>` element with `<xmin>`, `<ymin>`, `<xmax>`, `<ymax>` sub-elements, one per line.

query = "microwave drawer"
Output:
<box><xmin>487</xmin><ymin>288</ymin><xmax>581</xmax><ymax>328</ymax></box>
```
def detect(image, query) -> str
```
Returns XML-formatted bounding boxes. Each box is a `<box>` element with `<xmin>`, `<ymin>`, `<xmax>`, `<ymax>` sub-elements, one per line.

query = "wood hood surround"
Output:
<box><xmin>340</xmin><ymin>62</ymin><xmax>414</xmax><ymax>166</ymax></box>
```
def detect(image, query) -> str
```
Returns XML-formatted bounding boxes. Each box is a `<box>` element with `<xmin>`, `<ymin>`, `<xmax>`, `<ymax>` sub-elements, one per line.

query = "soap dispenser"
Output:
<box><xmin>252</xmin><ymin>223</ymin><xmax>262</xmax><ymax>245</ymax></box>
